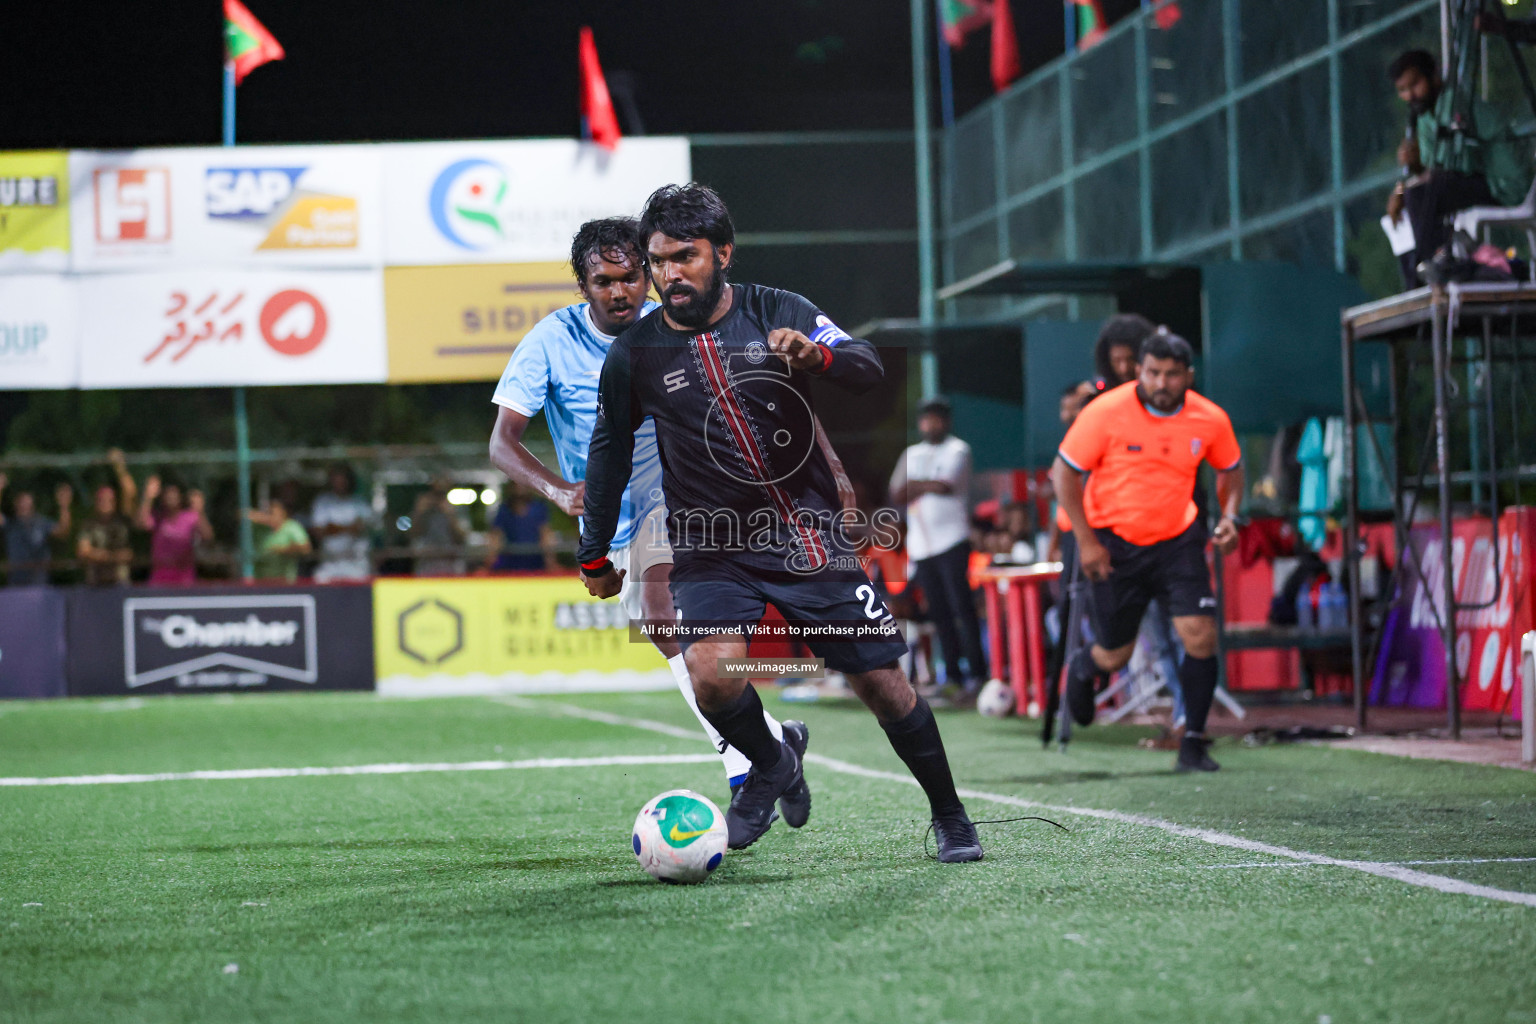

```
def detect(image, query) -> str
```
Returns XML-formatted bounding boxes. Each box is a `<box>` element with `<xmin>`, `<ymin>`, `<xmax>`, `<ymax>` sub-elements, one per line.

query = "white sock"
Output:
<box><xmin>667</xmin><ymin>654</ymin><xmax>782</xmax><ymax>782</ymax></box>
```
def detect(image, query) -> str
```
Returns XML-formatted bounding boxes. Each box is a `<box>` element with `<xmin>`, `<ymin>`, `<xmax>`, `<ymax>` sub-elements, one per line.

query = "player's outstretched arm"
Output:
<box><xmin>575</xmin><ymin>340</ymin><xmax>639</xmax><ymax>597</ymax></box>
<box><xmin>489</xmin><ymin>407</ymin><xmax>585</xmax><ymax>517</ymax></box>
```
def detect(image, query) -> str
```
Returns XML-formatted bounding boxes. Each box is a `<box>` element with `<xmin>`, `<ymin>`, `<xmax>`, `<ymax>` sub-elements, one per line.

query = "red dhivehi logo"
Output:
<box><xmin>259</xmin><ymin>289</ymin><xmax>328</xmax><ymax>356</ymax></box>
<box><xmin>146</xmin><ymin>287</ymin><xmax>329</xmax><ymax>364</ymax></box>
<box><xmin>692</xmin><ymin>332</ymin><xmax>827</xmax><ymax>570</ymax></box>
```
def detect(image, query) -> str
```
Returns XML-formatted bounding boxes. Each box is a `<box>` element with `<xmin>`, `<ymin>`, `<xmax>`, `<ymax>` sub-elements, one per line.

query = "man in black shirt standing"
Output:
<box><xmin>577</xmin><ymin>184</ymin><xmax>982</xmax><ymax>862</ymax></box>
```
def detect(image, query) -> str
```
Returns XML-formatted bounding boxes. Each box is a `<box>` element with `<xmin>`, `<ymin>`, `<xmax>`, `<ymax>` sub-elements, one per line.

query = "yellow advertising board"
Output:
<box><xmin>0</xmin><ymin>151</ymin><xmax>70</xmax><ymax>270</ymax></box>
<box><xmin>383</xmin><ymin>262</ymin><xmax>580</xmax><ymax>383</ymax></box>
<box><xmin>373</xmin><ymin>576</ymin><xmax>663</xmax><ymax>683</ymax></box>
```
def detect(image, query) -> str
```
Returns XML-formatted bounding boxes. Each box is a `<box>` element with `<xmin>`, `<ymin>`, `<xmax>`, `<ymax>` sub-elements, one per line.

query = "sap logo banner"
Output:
<box><xmin>125</xmin><ymin>595</ymin><xmax>317</xmax><ymax>689</ymax></box>
<box><xmin>65</xmin><ymin>586</ymin><xmax>376</xmax><ymax>696</ymax></box>
<box><xmin>205</xmin><ymin>166</ymin><xmax>361</xmax><ymax>251</ymax></box>
<box><xmin>206</xmin><ymin>167</ymin><xmax>305</xmax><ymax>219</ymax></box>
<box><xmin>381</xmin><ymin>138</ymin><xmax>690</xmax><ymax>265</ymax></box>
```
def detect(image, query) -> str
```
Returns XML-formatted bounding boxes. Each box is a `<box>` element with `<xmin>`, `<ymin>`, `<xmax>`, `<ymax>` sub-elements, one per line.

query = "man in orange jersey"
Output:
<box><xmin>1050</xmin><ymin>329</ymin><xmax>1243</xmax><ymax>772</ymax></box>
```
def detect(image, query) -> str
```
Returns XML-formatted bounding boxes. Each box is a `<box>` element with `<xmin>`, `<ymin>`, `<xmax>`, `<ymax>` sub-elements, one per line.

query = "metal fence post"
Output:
<box><xmin>912</xmin><ymin>0</ymin><xmax>939</xmax><ymax>396</ymax></box>
<box><xmin>1223</xmin><ymin>0</ymin><xmax>1242</xmax><ymax>259</ymax></box>
<box><xmin>1328</xmin><ymin>0</ymin><xmax>1347</xmax><ymax>273</ymax></box>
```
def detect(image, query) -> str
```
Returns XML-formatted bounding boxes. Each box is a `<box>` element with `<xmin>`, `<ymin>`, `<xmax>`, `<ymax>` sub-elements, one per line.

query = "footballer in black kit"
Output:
<box><xmin>577</xmin><ymin>183</ymin><xmax>983</xmax><ymax>862</ymax></box>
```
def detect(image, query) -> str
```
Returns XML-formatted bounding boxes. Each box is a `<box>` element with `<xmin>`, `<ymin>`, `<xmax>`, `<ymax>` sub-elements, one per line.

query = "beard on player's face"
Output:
<box><xmin>1137</xmin><ymin>356</ymin><xmax>1191</xmax><ymax>411</ymax></box>
<box><xmin>1137</xmin><ymin>378</ymin><xmax>1188</xmax><ymax>411</ymax></box>
<box><xmin>663</xmin><ymin>254</ymin><xmax>729</xmax><ymax>329</ymax></box>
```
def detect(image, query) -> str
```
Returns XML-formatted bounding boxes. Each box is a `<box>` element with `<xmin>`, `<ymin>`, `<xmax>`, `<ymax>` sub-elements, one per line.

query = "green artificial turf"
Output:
<box><xmin>1</xmin><ymin>691</ymin><xmax>1534</xmax><ymax>1024</ymax></box>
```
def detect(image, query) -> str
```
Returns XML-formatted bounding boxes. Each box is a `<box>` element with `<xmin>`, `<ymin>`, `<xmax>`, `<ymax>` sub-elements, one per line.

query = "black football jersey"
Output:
<box><xmin>576</xmin><ymin>283</ymin><xmax>883</xmax><ymax>580</ymax></box>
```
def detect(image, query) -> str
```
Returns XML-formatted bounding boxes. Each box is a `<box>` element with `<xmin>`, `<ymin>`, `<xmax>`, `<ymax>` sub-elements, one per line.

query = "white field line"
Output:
<box><xmin>521</xmin><ymin>697</ymin><xmax>1536</xmax><ymax>910</ymax></box>
<box><xmin>1202</xmin><ymin>857</ymin><xmax>1536</xmax><ymax>870</ymax></box>
<box><xmin>492</xmin><ymin>695</ymin><xmax>706</xmax><ymax>742</ymax></box>
<box><xmin>0</xmin><ymin>754</ymin><xmax>719</xmax><ymax>788</ymax></box>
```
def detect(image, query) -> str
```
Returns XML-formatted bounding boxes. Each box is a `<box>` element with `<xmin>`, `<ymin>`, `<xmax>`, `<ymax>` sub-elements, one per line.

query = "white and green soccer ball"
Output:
<box><xmin>631</xmin><ymin>789</ymin><xmax>728</xmax><ymax>884</ymax></box>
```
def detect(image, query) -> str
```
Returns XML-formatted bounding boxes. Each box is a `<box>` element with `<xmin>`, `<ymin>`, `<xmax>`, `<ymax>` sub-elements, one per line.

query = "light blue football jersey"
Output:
<box><xmin>492</xmin><ymin>301</ymin><xmax>663</xmax><ymax>551</ymax></box>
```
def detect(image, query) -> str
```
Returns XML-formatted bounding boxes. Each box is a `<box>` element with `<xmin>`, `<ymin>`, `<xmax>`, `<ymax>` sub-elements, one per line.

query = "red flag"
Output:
<box><xmin>991</xmin><ymin>0</ymin><xmax>1022</xmax><ymax>93</ymax></box>
<box><xmin>224</xmin><ymin>0</ymin><xmax>284</xmax><ymax>86</ymax></box>
<box><xmin>578</xmin><ymin>27</ymin><xmax>622</xmax><ymax>152</ymax></box>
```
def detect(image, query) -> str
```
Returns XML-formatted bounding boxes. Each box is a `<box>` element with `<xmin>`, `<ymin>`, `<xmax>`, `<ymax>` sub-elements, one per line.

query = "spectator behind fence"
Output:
<box><xmin>997</xmin><ymin>501</ymin><xmax>1034</xmax><ymax>562</ymax></box>
<box><xmin>1095</xmin><ymin>313</ymin><xmax>1152</xmax><ymax>389</ymax></box>
<box><xmin>310</xmin><ymin>464</ymin><xmax>373</xmax><ymax>583</ymax></box>
<box><xmin>1385</xmin><ymin>48</ymin><xmax>1533</xmax><ymax>285</ymax></box>
<box><xmin>488</xmin><ymin>483</ymin><xmax>558</xmax><ymax>571</ymax></box>
<box><xmin>77</xmin><ymin>450</ymin><xmax>139</xmax><ymax>586</ymax></box>
<box><xmin>0</xmin><ymin>475</ymin><xmax>72</xmax><ymax>586</ymax></box>
<box><xmin>410</xmin><ymin>478</ymin><xmax>467</xmax><ymax>577</ymax></box>
<box><xmin>889</xmin><ymin>395</ymin><xmax>987</xmax><ymax>697</ymax></box>
<box><xmin>137</xmin><ymin>476</ymin><xmax>213</xmax><ymax>585</ymax></box>
<box><xmin>247</xmin><ymin>498</ymin><xmax>312</xmax><ymax>583</ymax></box>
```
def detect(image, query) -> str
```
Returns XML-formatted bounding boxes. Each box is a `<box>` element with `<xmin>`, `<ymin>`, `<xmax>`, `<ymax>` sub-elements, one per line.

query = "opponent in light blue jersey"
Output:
<box><xmin>492</xmin><ymin>300</ymin><xmax>663</xmax><ymax>551</ymax></box>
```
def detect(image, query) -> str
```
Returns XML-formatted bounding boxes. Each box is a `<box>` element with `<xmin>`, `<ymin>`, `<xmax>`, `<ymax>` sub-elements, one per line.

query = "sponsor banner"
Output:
<box><xmin>373</xmin><ymin>577</ymin><xmax>665</xmax><ymax>691</ymax></box>
<box><xmin>380</xmin><ymin>138</ymin><xmax>690</xmax><ymax>265</ymax></box>
<box><xmin>66</xmin><ymin>585</ymin><xmax>374</xmax><ymax>696</ymax></box>
<box><xmin>1371</xmin><ymin>509</ymin><xmax>1535</xmax><ymax>718</ymax></box>
<box><xmin>78</xmin><ymin>269</ymin><xmax>386</xmax><ymax>388</ymax></box>
<box><xmin>68</xmin><ymin>146</ymin><xmax>383</xmax><ymax>271</ymax></box>
<box><xmin>0</xmin><ymin>150</ymin><xmax>70</xmax><ymax>272</ymax></box>
<box><xmin>0</xmin><ymin>589</ymin><xmax>67</xmax><ymax>699</ymax></box>
<box><xmin>383</xmin><ymin>262</ymin><xmax>578</xmax><ymax>383</ymax></box>
<box><xmin>0</xmin><ymin>275</ymin><xmax>78</xmax><ymax>389</ymax></box>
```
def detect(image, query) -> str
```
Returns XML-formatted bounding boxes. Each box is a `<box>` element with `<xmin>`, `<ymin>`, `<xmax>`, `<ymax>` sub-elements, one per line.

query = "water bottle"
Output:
<box><xmin>1319</xmin><ymin>581</ymin><xmax>1347</xmax><ymax>631</ymax></box>
<box><xmin>1294</xmin><ymin>583</ymin><xmax>1315</xmax><ymax>630</ymax></box>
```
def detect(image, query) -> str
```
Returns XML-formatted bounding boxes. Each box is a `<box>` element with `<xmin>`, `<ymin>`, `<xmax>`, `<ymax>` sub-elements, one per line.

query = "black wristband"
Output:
<box><xmin>579</xmin><ymin>557</ymin><xmax>613</xmax><ymax>579</ymax></box>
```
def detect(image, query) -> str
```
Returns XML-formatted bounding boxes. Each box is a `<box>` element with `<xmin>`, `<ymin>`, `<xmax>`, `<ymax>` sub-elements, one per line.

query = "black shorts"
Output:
<box><xmin>1086</xmin><ymin>520</ymin><xmax>1215</xmax><ymax>651</ymax></box>
<box><xmin>670</xmin><ymin>566</ymin><xmax>908</xmax><ymax>675</ymax></box>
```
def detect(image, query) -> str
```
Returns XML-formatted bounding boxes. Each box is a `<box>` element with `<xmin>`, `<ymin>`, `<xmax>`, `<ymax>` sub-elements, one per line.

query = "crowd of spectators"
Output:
<box><xmin>0</xmin><ymin>455</ymin><xmax>564</xmax><ymax>588</ymax></box>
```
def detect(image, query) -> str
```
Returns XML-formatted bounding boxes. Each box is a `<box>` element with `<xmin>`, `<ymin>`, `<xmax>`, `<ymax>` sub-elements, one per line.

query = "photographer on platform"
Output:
<box><xmin>1385</xmin><ymin>49</ymin><xmax>1532</xmax><ymax>285</ymax></box>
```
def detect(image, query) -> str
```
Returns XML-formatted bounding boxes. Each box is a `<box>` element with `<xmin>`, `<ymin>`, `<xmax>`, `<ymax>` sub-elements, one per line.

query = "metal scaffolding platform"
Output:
<box><xmin>1341</xmin><ymin>282</ymin><xmax>1536</xmax><ymax>739</ymax></box>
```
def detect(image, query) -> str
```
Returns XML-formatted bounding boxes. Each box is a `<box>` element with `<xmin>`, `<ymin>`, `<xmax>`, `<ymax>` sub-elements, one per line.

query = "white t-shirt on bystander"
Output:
<box><xmin>310</xmin><ymin>492</ymin><xmax>374</xmax><ymax>582</ymax></box>
<box><xmin>891</xmin><ymin>435</ymin><xmax>972</xmax><ymax>562</ymax></box>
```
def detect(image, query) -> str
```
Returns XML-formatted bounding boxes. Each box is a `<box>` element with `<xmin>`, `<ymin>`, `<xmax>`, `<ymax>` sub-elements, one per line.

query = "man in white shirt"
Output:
<box><xmin>889</xmin><ymin>396</ymin><xmax>986</xmax><ymax>696</ymax></box>
<box><xmin>309</xmin><ymin>464</ymin><xmax>374</xmax><ymax>583</ymax></box>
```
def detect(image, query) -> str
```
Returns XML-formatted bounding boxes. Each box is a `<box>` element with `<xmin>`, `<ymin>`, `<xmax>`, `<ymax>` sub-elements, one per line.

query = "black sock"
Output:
<box><xmin>700</xmin><ymin>685</ymin><xmax>782</xmax><ymax>771</ymax></box>
<box><xmin>880</xmin><ymin>696</ymin><xmax>964</xmax><ymax>818</ymax></box>
<box><xmin>1179</xmin><ymin>654</ymin><xmax>1218</xmax><ymax>735</ymax></box>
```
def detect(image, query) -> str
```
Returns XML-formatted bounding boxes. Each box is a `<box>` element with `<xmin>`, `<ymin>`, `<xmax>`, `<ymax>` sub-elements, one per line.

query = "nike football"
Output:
<box><xmin>631</xmin><ymin>789</ymin><xmax>728</xmax><ymax>884</ymax></box>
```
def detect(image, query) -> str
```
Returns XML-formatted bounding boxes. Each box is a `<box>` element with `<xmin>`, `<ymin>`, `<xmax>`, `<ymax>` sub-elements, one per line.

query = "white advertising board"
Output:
<box><xmin>380</xmin><ymin>137</ymin><xmax>690</xmax><ymax>265</ymax></box>
<box><xmin>68</xmin><ymin>146</ymin><xmax>384</xmax><ymax>271</ymax></box>
<box><xmin>0</xmin><ymin>275</ymin><xmax>78</xmax><ymax>389</ymax></box>
<box><xmin>78</xmin><ymin>269</ymin><xmax>386</xmax><ymax>389</ymax></box>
